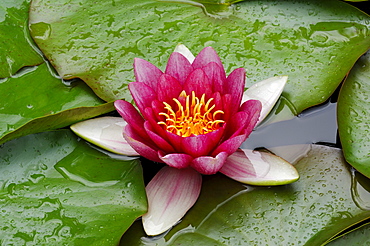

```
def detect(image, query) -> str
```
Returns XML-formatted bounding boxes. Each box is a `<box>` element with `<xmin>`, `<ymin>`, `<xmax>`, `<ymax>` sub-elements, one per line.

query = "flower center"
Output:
<box><xmin>158</xmin><ymin>90</ymin><xmax>225</xmax><ymax>137</ymax></box>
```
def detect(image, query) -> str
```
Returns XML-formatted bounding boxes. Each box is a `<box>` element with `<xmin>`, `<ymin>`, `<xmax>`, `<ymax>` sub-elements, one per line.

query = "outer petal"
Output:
<box><xmin>242</xmin><ymin>76</ymin><xmax>288</xmax><ymax>125</ymax></box>
<box><xmin>134</xmin><ymin>58</ymin><xmax>163</xmax><ymax>91</ymax></box>
<box><xmin>224</xmin><ymin>68</ymin><xmax>246</xmax><ymax>118</ymax></box>
<box><xmin>220</xmin><ymin>149</ymin><xmax>299</xmax><ymax>186</ymax></box>
<box><xmin>183</xmin><ymin>68</ymin><xmax>212</xmax><ymax>96</ymax></box>
<box><xmin>70</xmin><ymin>117</ymin><xmax>139</xmax><ymax>156</ymax></box>
<box><xmin>143</xmin><ymin>166</ymin><xmax>202</xmax><ymax>236</ymax></box>
<box><xmin>129</xmin><ymin>82</ymin><xmax>157</xmax><ymax>114</ymax></box>
<box><xmin>114</xmin><ymin>99</ymin><xmax>150</xmax><ymax>141</ymax></box>
<box><xmin>212</xmin><ymin>134</ymin><xmax>247</xmax><ymax>156</ymax></box>
<box><xmin>174</xmin><ymin>44</ymin><xmax>195</xmax><ymax>63</ymax></box>
<box><xmin>191</xmin><ymin>151</ymin><xmax>228</xmax><ymax>175</ymax></box>
<box><xmin>158</xmin><ymin>152</ymin><xmax>193</xmax><ymax>169</ymax></box>
<box><xmin>165</xmin><ymin>52</ymin><xmax>193</xmax><ymax>85</ymax></box>
<box><xmin>123</xmin><ymin>125</ymin><xmax>162</xmax><ymax>163</ymax></box>
<box><xmin>202</xmin><ymin>62</ymin><xmax>227</xmax><ymax>93</ymax></box>
<box><xmin>192</xmin><ymin>47</ymin><xmax>223</xmax><ymax>70</ymax></box>
<box><xmin>226</xmin><ymin>99</ymin><xmax>262</xmax><ymax>139</ymax></box>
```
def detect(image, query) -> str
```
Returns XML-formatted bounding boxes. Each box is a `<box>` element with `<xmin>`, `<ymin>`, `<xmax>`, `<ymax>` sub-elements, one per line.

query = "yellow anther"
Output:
<box><xmin>158</xmin><ymin>90</ymin><xmax>225</xmax><ymax>137</ymax></box>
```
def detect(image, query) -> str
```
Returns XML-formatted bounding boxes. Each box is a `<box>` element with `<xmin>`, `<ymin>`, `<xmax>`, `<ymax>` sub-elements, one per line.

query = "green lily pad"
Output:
<box><xmin>0</xmin><ymin>0</ymin><xmax>43</xmax><ymax>78</ymax></box>
<box><xmin>0</xmin><ymin>130</ymin><xmax>147</xmax><ymax>245</ymax></box>
<box><xmin>0</xmin><ymin>63</ymin><xmax>114</xmax><ymax>145</ymax></box>
<box><xmin>120</xmin><ymin>145</ymin><xmax>370</xmax><ymax>245</ymax></box>
<box><xmin>338</xmin><ymin>52</ymin><xmax>370</xmax><ymax>178</ymax></box>
<box><xmin>327</xmin><ymin>222</ymin><xmax>370</xmax><ymax>245</ymax></box>
<box><xmin>29</xmin><ymin>0</ymin><xmax>370</xmax><ymax>114</ymax></box>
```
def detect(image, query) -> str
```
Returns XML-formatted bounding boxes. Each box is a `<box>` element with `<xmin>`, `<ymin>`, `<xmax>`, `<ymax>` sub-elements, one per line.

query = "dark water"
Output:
<box><xmin>243</xmin><ymin>101</ymin><xmax>338</xmax><ymax>150</ymax></box>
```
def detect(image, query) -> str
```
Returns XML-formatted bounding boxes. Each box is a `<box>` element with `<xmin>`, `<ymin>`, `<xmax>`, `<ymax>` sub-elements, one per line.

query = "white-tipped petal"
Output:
<box><xmin>174</xmin><ymin>44</ymin><xmax>195</xmax><ymax>63</ymax></box>
<box><xmin>70</xmin><ymin>116</ymin><xmax>138</xmax><ymax>156</ymax></box>
<box><xmin>243</xmin><ymin>76</ymin><xmax>288</xmax><ymax>125</ymax></box>
<box><xmin>220</xmin><ymin>149</ymin><xmax>299</xmax><ymax>186</ymax></box>
<box><xmin>268</xmin><ymin>144</ymin><xmax>311</xmax><ymax>164</ymax></box>
<box><xmin>143</xmin><ymin>166</ymin><xmax>202</xmax><ymax>236</ymax></box>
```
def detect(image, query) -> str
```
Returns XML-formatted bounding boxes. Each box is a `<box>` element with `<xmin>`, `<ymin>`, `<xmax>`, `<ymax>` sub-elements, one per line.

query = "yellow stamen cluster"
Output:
<box><xmin>158</xmin><ymin>91</ymin><xmax>225</xmax><ymax>137</ymax></box>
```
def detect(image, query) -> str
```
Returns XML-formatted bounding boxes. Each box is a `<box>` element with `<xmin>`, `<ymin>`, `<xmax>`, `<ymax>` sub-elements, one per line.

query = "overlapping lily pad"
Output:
<box><xmin>328</xmin><ymin>222</ymin><xmax>370</xmax><ymax>245</ymax></box>
<box><xmin>0</xmin><ymin>0</ymin><xmax>43</xmax><ymax>77</ymax></box>
<box><xmin>0</xmin><ymin>130</ymin><xmax>147</xmax><ymax>245</ymax></box>
<box><xmin>120</xmin><ymin>145</ymin><xmax>370</xmax><ymax>245</ymax></box>
<box><xmin>0</xmin><ymin>63</ymin><xmax>114</xmax><ymax>145</ymax></box>
<box><xmin>29</xmin><ymin>0</ymin><xmax>370</xmax><ymax>114</ymax></box>
<box><xmin>338</xmin><ymin>52</ymin><xmax>370</xmax><ymax>178</ymax></box>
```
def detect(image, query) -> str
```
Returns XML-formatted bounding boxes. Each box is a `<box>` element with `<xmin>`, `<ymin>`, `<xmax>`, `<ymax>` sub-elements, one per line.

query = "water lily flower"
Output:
<box><xmin>71</xmin><ymin>45</ymin><xmax>299</xmax><ymax>236</ymax></box>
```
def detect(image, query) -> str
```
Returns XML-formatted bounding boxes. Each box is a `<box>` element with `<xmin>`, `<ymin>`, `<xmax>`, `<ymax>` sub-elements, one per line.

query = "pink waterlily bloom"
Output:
<box><xmin>115</xmin><ymin>46</ymin><xmax>262</xmax><ymax>175</ymax></box>
<box><xmin>70</xmin><ymin>45</ymin><xmax>299</xmax><ymax>236</ymax></box>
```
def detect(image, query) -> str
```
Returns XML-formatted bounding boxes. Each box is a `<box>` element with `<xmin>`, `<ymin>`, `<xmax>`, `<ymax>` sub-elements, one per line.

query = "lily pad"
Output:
<box><xmin>338</xmin><ymin>52</ymin><xmax>370</xmax><ymax>178</ymax></box>
<box><xmin>0</xmin><ymin>130</ymin><xmax>147</xmax><ymax>245</ymax></box>
<box><xmin>120</xmin><ymin>145</ymin><xmax>370</xmax><ymax>245</ymax></box>
<box><xmin>327</xmin><ymin>222</ymin><xmax>370</xmax><ymax>245</ymax></box>
<box><xmin>0</xmin><ymin>63</ymin><xmax>114</xmax><ymax>145</ymax></box>
<box><xmin>0</xmin><ymin>0</ymin><xmax>43</xmax><ymax>78</ymax></box>
<box><xmin>29</xmin><ymin>0</ymin><xmax>370</xmax><ymax>114</ymax></box>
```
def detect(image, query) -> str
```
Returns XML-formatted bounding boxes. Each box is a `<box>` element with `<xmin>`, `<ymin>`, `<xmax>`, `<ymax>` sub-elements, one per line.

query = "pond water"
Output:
<box><xmin>244</xmin><ymin>101</ymin><xmax>338</xmax><ymax>150</ymax></box>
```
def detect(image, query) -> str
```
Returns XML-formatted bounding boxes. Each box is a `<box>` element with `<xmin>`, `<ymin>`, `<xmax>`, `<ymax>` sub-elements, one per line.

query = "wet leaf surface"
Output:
<box><xmin>120</xmin><ymin>145</ymin><xmax>370</xmax><ymax>245</ymax></box>
<box><xmin>338</xmin><ymin>52</ymin><xmax>370</xmax><ymax>178</ymax></box>
<box><xmin>29</xmin><ymin>0</ymin><xmax>370</xmax><ymax>114</ymax></box>
<box><xmin>0</xmin><ymin>0</ymin><xmax>43</xmax><ymax>77</ymax></box>
<box><xmin>0</xmin><ymin>63</ymin><xmax>114</xmax><ymax>145</ymax></box>
<box><xmin>0</xmin><ymin>130</ymin><xmax>147</xmax><ymax>245</ymax></box>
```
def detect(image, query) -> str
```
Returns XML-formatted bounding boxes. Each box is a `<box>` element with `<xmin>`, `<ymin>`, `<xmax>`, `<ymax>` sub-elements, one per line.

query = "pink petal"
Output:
<box><xmin>212</xmin><ymin>91</ymin><xmax>223</xmax><ymax>113</ymax></box>
<box><xmin>192</xmin><ymin>47</ymin><xmax>224</xmax><ymax>70</ymax></box>
<box><xmin>224</xmin><ymin>100</ymin><xmax>262</xmax><ymax>139</ymax></box>
<box><xmin>223</xmin><ymin>111</ymin><xmax>250</xmax><ymax>139</ymax></box>
<box><xmin>165</xmin><ymin>130</ymin><xmax>185</xmax><ymax>153</ymax></box>
<box><xmin>157</xmin><ymin>74</ymin><xmax>183</xmax><ymax>103</ymax></box>
<box><xmin>225</xmin><ymin>68</ymin><xmax>246</xmax><ymax>113</ymax></box>
<box><xmin>183</xmin><ymin>68</ymin><xmax>212</xmax><ymax>96</ymax></box>
<box><xmin>134</xmin><ymin>58</ymin><xmax>163</xmax><ymax>92</ymax></box>
<box><xmin>221</xmin><ymin>94</ymin><xmax>232</xmax><ymax>121</ymax></box>
<box><xmin>123</xmin><ymin>125</ymin><xmax>162</xmax><ymax>163</ymax></box>
<box><xmin>239</xmin><ymin>99</ymin><xmax>262</xmax><ymax>134</ymax></box>
<box><xmin>150</xmin><ymin>100</ymin><xmax>165</xmax><ymax>121</ymax></box>
<box><xmin>142</xmin><ymin>166</ymin><xmax>202</xmax><ymax>236</ymax></box>
<box><xmin>191</xmin><ymin>151</ymin><xmax>228</xmax><ymax>175</ymax></box>
<box><xmin>212</xmin><ymin>134</ymin><xmax>247</xmax><ymax>156</ymax></box>
<box><xmin>181</xmin><ymin>127</ymin><xmax>224</xmax><ymax>157</ymax></box>
<box><xmin>143</xmin><ymin>107</ymin><xmax>168</xmax><ymax>136</ymax></box>
<box><xmin>144</xmin><ymin>121</ymin><xmax>175</xmax><ymax>153</ymax></box>
<box><xmin>129</xmin><ymin>82</ymin><xmax>157</xmax><ymax>114</ymax></box>
<box><xmin>165</xmin><ymin>52</ymin><xmax>193</xmax><ymax>85</ymax></box>
<box><xmin>201</xmin><ymin>62</ymin><xmax>227</xmax><ymax>93</ymax></box>
<box><xmin>114</xmin><ymin>100</ymin><xmax>148</xmax><ymax>140</ymax></box>
<box><xmin>158</xmin><ymin>152</ymin><xmax>193</xmax><ymax>169</ymax></box>
<box><xmin>220</xmin><ymin>149</ymin><xmax>299</xmax><ymax>186</ymax></box>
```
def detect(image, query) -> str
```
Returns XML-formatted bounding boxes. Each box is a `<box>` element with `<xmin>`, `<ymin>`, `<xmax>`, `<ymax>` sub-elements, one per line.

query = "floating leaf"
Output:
<box><xmin>0</xmin><ymin>130</ymin><xmax>147</xmax><ymax>245</ymax></box>
<box><xmin>0</xmin><ymin>0</ymin><xmax>43</xmax><ymax>77</ymax></box>
<box><xmin>328</xmin><ymin>222</ymin><xmax>370</xmax><ymax>245</ymax></box>
<box><xmin>338</xmin><ymin>52</ymin><xmax>370</xmax><ymax>178</ymax></box>
<box><xmin>29</xmin><ymin>0</ymin><xmax>370</xmax><ymax>114</ymax></box>
<box><xmin>0</xmin><ymin>63</ymin><xmax>114</xmax><ymax>145</ymax></box>
<box><xmin>120</xmin><ymin>145</ymin><xmax>370</xmax><ymax>245</ymax></box>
